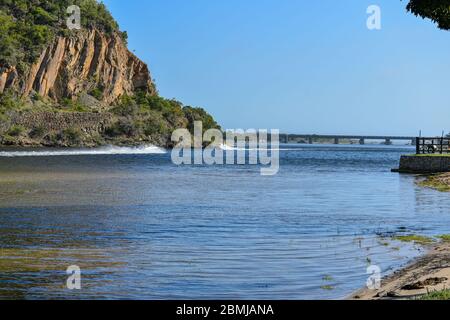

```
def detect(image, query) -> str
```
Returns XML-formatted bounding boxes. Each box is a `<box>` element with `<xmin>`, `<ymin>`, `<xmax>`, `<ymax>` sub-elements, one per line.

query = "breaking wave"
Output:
<box><xmin>0</xmin><ymin>145</ymin><xmax>167</xmax><ymax>157</ymax></box>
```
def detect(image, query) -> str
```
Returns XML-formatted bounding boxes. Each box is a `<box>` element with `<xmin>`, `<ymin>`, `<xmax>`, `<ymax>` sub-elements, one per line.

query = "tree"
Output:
<box><xmin>406</xmin><ymin>0</ymin><xmax>450</xmax><ymax>30</ymax></box>
<box><xmin>183</xmin><ymin>106</ymin><xmax>221</xmax><ymax>134</ymax></box>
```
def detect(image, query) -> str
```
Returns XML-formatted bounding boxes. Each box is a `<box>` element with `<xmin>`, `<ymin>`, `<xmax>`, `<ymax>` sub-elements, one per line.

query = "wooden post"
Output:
<box><xmin>416</xmin><ymin>138</ymin><xmax>420</xmax><ymax>154</ymax></box>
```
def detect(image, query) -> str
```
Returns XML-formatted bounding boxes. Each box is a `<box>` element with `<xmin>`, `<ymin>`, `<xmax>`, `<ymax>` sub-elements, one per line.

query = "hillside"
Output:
<box><xmin>0</xmin><ymin>0</ymin><xmax>219</xmax><ymax>147</ymax></box>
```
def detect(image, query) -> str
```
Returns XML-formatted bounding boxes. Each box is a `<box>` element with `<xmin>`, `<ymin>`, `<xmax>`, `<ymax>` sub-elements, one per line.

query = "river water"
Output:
<box><xmin>1</xmin><ymin>144</ymin><xmax>449</xmax><ymax>299</ymax></box>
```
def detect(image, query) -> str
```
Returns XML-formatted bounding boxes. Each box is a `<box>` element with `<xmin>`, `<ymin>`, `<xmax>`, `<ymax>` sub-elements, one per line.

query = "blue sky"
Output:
<box><xmin>103</xmin><ymin>0</ymin><xmax>450</xmax><ymax>136</ymax></box>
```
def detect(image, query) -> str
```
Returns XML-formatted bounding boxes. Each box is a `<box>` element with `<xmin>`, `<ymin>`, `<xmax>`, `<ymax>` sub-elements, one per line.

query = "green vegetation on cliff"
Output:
<box><xmin>0</xmin><ymin>89</ymin><xmax>220</xmax><ymax>147</ymax></box>
<box><xmin>103</xmin><ymin>93</ymin><xmax>220</xmax><ymax>147</ymax></box>
<box><xmin>0</xmin><ymin>0</ymin><xmax>124</xmax><ymax>67</ymax></box>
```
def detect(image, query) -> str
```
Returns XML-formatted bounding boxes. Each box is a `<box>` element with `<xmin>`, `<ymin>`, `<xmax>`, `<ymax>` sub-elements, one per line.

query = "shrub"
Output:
<box><xmin>29</xmin><ymin>126</ymin><xmax>46</xmax><ymax>139</ymax></box>
<box><xmin>63</xmin><ymin>127</ymin><xmax>82</xmax><ymax>144</ymax></box>
<box><xmin>183</xmin><ymin>106</ymin><xmax>221</xmax><ymax>133</ymax></box>
<box><xmin>143</xmin><ymin>117</ymin><xmax>169</xmax><ymax>136</ymax></box>
<box><xmin>108</xmin><ymin>93</ymin><xmax>220</xmax><ymax>140</ymax></box>
<box><xmin>89</xmin><ymin>87</ymin><xmax>103</xmax><ymax>100</ymax></box>
<box><xmin>105</xmin><ymin>118</ymin><xmax>139</xmax><ymax>137</ymax></box>
<box><xmin>0</xmin><ymin>92</ymin><xmax>24</xmax><ymax>112</ymax></box>
<box><xmin>7</xmin><ymin>125</ymin><xmax>25</xmax><ymax>137</ymax></box>
<box><xmin>111</xmin><ymin>95</ymin><xmax>139</xmax><ymax>116</ymax></box>
<box><xmin>61</xmin><ymin>98</ymin><xmax>89</xmax><ymax>112</ymax></box>
<box><xmin>31</xmin><ymin>92</ymin><xmax>44</xmax><ymax>103</ymax></box>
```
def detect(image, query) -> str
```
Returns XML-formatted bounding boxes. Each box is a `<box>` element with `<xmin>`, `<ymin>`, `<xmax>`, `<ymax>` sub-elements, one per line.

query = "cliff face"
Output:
<box><xmin>0</xmin><ymin>29</ymin><xmax>156</xmax><ymax>105</ymax></box>
<box><xmin>0</xmin><ymin>1</ymin><xmax>220</xmax><ymax>149</ymax></box>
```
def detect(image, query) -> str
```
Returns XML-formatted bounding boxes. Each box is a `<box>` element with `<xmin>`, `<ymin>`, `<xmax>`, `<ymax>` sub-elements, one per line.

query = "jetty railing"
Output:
<box><xmin>416</xmin><ymin>137</ymin><xmax>450</xmax><ymax>155</ymax></box>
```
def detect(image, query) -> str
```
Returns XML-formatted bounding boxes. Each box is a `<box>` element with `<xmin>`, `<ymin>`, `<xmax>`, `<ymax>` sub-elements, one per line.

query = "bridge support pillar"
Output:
<box><xmin>359</xmin><ymin>138</ymin><xmax>365</xmax><ymax>145</ymax></box>
<box><xmin>334</xmin><ymin>138</ymin><xmax>339</xmax><ymax>144</ymax></box>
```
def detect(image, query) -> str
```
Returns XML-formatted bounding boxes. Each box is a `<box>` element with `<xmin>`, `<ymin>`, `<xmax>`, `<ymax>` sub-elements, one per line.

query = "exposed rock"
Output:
<box><xmin>1</xmin><ymin>29</ymin><xmax>156</xmax><ymax>105</ymax></box>
<box><xmin>78</xmin><ymin>92</ymin><xmax>105</xmax><ymax>110</ymax></box>
<box><xmin>401</xmin><ymin>277</ymin><xmax>448</xmax><ymax>290</ymax></box>
<box><xmin>0</xmin><ymin>66</ymin><xmax>19</xmax><ymax>93</ymax></box>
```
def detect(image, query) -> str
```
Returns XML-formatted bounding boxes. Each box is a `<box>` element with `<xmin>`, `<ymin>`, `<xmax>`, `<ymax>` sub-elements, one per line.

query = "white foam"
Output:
<box><xmin>0</xmin><ymin>145</ymin><xmax>167</xmax><ymax>157</ymax></box>
<box><xmin>219</xmin><ymin>144</ymin><xmax>295</xmax><ymax>151</ymax></box>
<box><xmin>219</xmin><ymin>143</ymin><xmax>240</xmax><ymax>151</ymax></box>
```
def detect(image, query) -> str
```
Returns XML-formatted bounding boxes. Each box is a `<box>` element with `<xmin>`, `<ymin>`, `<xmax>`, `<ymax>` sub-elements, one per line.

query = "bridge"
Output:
<box><xmin>280</xmin><ymin>134</ymin><xmax>416</xmax><ymax>145</ymax></box>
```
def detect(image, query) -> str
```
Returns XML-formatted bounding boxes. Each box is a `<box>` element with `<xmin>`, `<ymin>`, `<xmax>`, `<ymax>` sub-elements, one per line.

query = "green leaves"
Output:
<box><xmin>406</xmin><ymin>0</ymin><xmax>450</xmax><ymax>30</ymax></box>
<box><xmin>183</xmin><ymin>106</ymin><xmax>221</xmax><ymax>134</ymax></box>
<box><xmin>105</xmin><ymin>92</ymin><xmax>220</xmax><ymax>142</ymax></box>
<box><xmin>32</xmin><ymin>7</ymin><xmax>58</xmax><ymax>25</ymax></box>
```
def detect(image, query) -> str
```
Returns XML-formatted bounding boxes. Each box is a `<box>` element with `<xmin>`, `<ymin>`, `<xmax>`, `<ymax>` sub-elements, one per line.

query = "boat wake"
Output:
<box><xmin>0</xmin><ymin>145</ymin><xmax>167</xmax><ymax>157</ymax></box>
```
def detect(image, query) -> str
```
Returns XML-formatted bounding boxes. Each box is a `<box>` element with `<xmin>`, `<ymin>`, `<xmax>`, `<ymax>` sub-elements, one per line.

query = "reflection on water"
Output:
<box><xmin>0</xmin><ymin>144</ymin><xmax>449</xmax><ymax>299</ymax></box>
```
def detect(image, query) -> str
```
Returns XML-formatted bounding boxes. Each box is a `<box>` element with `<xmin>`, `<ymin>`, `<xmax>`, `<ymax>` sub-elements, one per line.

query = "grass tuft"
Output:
<box><xmin>393</xmin><ymin>235</ymin><xmax>435</xmax><ymax>245</ymax></box>
<box><xmin>420</xmin><ymin>289</ymin><xmax>450</xmax><ymax>300</ymax></box>
<box><xmin>418</xmin><ymin>174</ymin><xmax>450</xmax><ymax>192</ymax></box>
<box><xmin>320</xmin><ymin>285</ymin><xmax>335</xmax><ymax>291</ymax></box>
<box><xmin>437</xmin><ymin>234</ymin><xmax>450</xmax><ymax>242</ymax></box>
<box><xmin>410</xmin><ymin>154</ymin><xmax>450</xmax><ymax>157</ymax></box>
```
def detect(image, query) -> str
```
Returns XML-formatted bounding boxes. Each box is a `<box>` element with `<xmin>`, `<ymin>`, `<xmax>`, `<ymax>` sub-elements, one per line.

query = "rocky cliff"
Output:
<box><xmin>0</xmin><ymin>1</ymin><xmax>219</xmax><ymax>148</ymax></box>
<box><xmin>0</xmin><ymin>29</ymin><xmax>155</xmax><ymax>105</ymax></box>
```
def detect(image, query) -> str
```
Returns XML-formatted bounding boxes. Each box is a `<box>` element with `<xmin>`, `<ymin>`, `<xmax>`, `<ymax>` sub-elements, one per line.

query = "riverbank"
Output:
<box><xmin>350</xmin><ymin>171</ymin><xmax>450</xmax><ymax>300</ymax></box>
<box><xmin>350</xmin><ymin>240</ymin><xmax>450</xmax><ymax>300</ymax></box>
<box><xmin>419</xmin><ymin>172</ymin><xmax>450</xmax><ymax>192</ymax></box>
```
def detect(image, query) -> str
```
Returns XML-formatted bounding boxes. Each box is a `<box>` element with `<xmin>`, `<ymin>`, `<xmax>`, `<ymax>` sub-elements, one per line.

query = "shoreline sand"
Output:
<box><xmin>348</xmin><ymin>172</ymin><xmax>450</xmax><ymax>300</ymax></box>
<box><xmin>349</xmin><ymin>241</ymin><xmax>450</xmax><ymax>300</ymax></box>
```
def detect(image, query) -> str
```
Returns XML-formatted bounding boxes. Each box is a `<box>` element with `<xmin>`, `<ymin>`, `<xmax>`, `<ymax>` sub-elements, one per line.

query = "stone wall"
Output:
<box><xmin>397</xmin><ymin>155</ymin><xmax>450</xmax><ymax>173</ymax></box>
<box><xmin>9</xmin><ymin>112</ymin><xmax>113</xmax><ymax>134</ymax></box>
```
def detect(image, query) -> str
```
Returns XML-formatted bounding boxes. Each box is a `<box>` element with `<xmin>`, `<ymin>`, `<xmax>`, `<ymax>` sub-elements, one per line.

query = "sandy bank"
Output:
<box><xmin>350</xmin><ymin>241</ymin><xmax>450</xmax><ymax>300</ymax></box>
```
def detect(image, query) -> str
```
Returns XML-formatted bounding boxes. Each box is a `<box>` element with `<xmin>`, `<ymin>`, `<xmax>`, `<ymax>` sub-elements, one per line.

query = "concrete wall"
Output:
<box><xmin>398</xmin><ymin>155</ymin><xmax>450</xmax><ymax>173</ymax></box>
